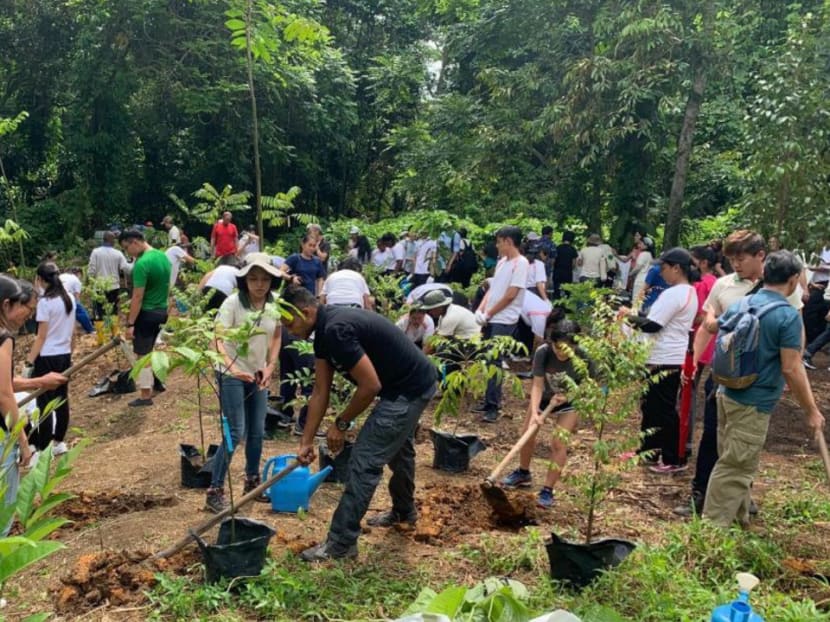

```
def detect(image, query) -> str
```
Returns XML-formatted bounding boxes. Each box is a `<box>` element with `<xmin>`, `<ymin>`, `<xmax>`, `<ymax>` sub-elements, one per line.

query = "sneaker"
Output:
<box><xmin>128</xmin><ymin>398</ymin><xmax>153</xmax><ymax>408</ymax></box>
<box><xmin>501</xmin><ymin>468</ymin><xmax>532</xmax><ymax>489</ymax></box>
<box><xmin>244</xmin><ymin>476</ymin><xmax>270</xmax><ymax>503</ymax></box>
<box><xmin>481</xmin><ymin>409</ymin><xmax>499</xmax><ymax>423</ymax></box>
<box><xmin>803</xmin><ymin>357</ymin><xmax>817</xmax><ymax>370</ymax></box>
<box><xmin>299</xmin><ymin>540</ymin><xmax>358</xmax><ymax>562</ymax></box>
<box><xmin>673</xmin><ymin>491</ymin><xmax>704</xmax><ymax>517</ymax></box>
<box><xmin>471</xmin><ymin>402</ymin><xmax>489</xmax><ymax>413</ymax></box>
<box><xmin>366</xmin><ymin>510</ymin><xmax>417</xmax><ymax>528</ymax></box>
<box><xmin>27</xmin><ymin>449</ymin><xmax>40</xmax><ymax>470</ymax></box>
<box><xmin>153</xmin><ymin>377</ymin><xmax>167</xmax><ymax>393</ymax></box>
<box><xmin>514</xmin><ymin>371</ymin><xmax>533</xmax><ymax>380</ymax></box>
<box><xmin>537</xmin><ymin>487</ymin><xmax>555</xmax><ymax>509</ymax></box>
<box><xmin>292</xmin><ymin>424</ymin><xmax>326</xmax><ymax>438</ymax></box>
<box><xmin>649</xmin><ymin>462</ymin><xmax>688</xmax><ymax>475</ymax></box>
<box><xmin>292</xmin><ymin>423</ymin><xmax>304</xmax><ymax>437</ymax></box>
<box><xmin>52</xmin><ymin>442</ymin><xmax>68</xmax><ymax>457</ymax></box>
<box><xmin>204</xmin><ymin>488</ymin><xmax>229</xmax><ymax>514</ymax></box>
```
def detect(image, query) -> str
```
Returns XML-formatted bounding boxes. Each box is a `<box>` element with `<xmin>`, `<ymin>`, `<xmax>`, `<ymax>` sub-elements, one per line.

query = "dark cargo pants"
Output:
<box><xmin>327</xmin><ymin>386</ymin><xmax>436</xmax><ymax>552</ymax></box>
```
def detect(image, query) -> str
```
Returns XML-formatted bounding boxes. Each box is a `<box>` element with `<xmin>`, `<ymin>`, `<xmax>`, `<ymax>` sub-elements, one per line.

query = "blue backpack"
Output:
<box><xmin>712</xmin><ymin>296</ymin><xmax>789</xmax><ymax>389</ymax></box>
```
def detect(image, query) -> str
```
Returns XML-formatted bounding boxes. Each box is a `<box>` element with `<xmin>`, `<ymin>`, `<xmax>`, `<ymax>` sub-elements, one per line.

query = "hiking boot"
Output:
<box><xmin>128</xmin><ymin>398</ymin><xmax>153</xmax><ymax>408</ymax></box>
<box><xmin>803</xmin><ymin>356</ymin><xmax>817</xmax><ymax>370</ymax></box>
<box><xmin>537</xmin><ymin>487</ymin><xmax>555</xmax><ymax>509</ymax></box>
<box><xmin>299</xmin><ymin>540</ymin><xmax>358</xmax><ymax>562</ymax></box>
<box><xmin>673</xmin><ymin>490</ymin><xmax>704</xmax><ymax>517</ymax></box>
<box><xmin>649</xmin><ymin>462</ymin><xmax>688</xmax><ymax>475</ymax></box>
<box><xmin>366</xmin><ymin>510</ymin><xmax>417</xmax><ymax>528</ymax></box>
<box><xmin>244</xmin><ymin>475</ymin><xmax>270</xmax><ymax>503</ymax></box>
<box><xmin>481</xmin><ymin>409</ymin><xmax>499</xmax><ymax>423</ymax></box>
<box><xmin>501</xmin><ymin>468</ymin><xmax>533</xmax><ymax>489</ymax></box>
<box><xmin>205</xmin><ymin>488</ymin><xmax>229</xmax><ymax>514</ymax></box>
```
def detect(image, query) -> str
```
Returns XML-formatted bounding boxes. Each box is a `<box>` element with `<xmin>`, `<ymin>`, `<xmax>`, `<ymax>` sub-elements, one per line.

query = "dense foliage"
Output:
<box><xmin>1</xmin><ymin>1</ymin><xmax>828</xmax><ymax>258</ymax></box>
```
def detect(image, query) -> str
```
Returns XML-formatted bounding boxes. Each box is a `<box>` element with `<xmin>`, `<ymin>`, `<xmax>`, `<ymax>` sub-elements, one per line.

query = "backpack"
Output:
<box><xmin>711</xmin><ymin>296</ymin><xmax>789</xmax><ymax>389</ymax></box>
<box><xmin>456</xmin><ymin>239</ymin><xmax>478</xmax><ymax>275</ymax></box>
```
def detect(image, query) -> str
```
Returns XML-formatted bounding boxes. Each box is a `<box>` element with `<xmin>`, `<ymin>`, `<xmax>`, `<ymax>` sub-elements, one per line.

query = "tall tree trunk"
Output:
<box><xmin>663</xmin><ymin>67</ymin><xmax>705</xmax><ymax>249</ymax></box>
<box><xmin>663</xmin><ymin>5</ymin><xmax>715</xmax><ymax>249</ymax></box>
<box><xmin>245</xmin><ymin>0</ymin><xmax>264</xmax><ymax>241</ymax></box>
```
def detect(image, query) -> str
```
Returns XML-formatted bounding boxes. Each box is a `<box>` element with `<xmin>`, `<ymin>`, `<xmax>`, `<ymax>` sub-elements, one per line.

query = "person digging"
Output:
<box><xmin>500</xmin><ymin>311</ymin><xmax>594</xmax><ymax>508</ymax></box>
<box><xmin>280</xmin><ymin>285</ymin><xmax>438</xmax><ymax>562</ymax></box>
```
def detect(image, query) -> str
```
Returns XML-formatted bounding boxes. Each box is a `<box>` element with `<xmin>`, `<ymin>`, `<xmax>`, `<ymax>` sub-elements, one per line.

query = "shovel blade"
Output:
<box><xmin>480</xmin><ymin>482</ymin><xmax>533</xmax><ymax>525</ymax></box>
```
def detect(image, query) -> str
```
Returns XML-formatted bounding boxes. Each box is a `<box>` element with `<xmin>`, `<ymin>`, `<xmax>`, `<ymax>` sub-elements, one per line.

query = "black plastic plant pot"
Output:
<box><xmin>195</xmin><ymin>517</ymin><xmax>276</xmax><ymax>584</ymax></box>
<box><xmin>319</xmin><ymin>439</ymin><xmax>354</xmax><ymax>483</ymax></box>
<box><xmin>545</xmin><ymin>532</ymin><xmax>636</xmax><ymax>589</ymax></box>
<box><xmin>430</xmin><ymin>430</ymin><xmax>486</xmax><ymax>473</ymax></box>
<box><xmin>264</xmin><ymin>406</ymin><xmax>293</xmax><ymax>435</ymax></box>
<box><xmin>179</xmin><ymin>443</ymin><xmax>219</xmax><ymax>489</ymax></box>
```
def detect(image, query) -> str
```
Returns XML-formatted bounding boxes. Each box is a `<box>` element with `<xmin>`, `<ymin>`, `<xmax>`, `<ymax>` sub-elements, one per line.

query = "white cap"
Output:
<box><xmin>349</xmin><ymin>226</ymin><xmax>360</xmax><ymax>235</ymax></box>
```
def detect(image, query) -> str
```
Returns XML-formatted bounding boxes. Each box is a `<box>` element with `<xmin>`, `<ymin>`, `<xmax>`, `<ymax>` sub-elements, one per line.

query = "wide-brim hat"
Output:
<box><xmin>414</xmin><ymin>288</ymin><xmax>453</xmax><ymax>310</ymax></box>
<box><xmin>237</xmin><ymin>252</ymin><xmax>283</xmax><ymax>280</ymax></box>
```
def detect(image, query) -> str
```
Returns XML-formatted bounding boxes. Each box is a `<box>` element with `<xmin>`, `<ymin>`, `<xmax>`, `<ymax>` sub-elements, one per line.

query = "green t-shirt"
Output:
<box><xmin>133</xmin><ymin>248</ymin><xmax>171</xmax><ymax>311</ymax></box>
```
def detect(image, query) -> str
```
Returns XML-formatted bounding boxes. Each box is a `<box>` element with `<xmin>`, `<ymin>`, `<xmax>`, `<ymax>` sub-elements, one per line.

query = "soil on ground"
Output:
<box><xmin>6</xmin><ymin>336</ymin><xmax>830</xmax><ymax>620</ymax></box>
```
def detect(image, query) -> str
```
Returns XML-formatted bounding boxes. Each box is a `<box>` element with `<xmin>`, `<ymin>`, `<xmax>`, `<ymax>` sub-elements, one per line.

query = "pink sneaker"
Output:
<box><xmin>649</xmin><ymin>463</ymin><xmax>688</xmax><ymax>475</ymax></box>
<box><xmin>619</xmin><ymin>451</ymin><xmax>638</xmax><ymax>461</ymax></box>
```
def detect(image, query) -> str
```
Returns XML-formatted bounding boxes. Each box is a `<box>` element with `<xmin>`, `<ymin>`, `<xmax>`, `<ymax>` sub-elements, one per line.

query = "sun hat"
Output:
<box><xmin>349</xmin><ymin>226</ymin><xmax>360</xmax><ymax>235</ymax></box>
<box><xmin>526</xmin><ymin>232</ymin><xmax>541</xmax><ymax>241</ymax></box>
<box><xmin>237</xmin><ymin>252</ymin><xmax>283</xmax><ymax>279</ymax></box>
<box><xmin>414</xmin><ymin>288</ymin><xmax>453</xmax><ymax>311</ymax></box>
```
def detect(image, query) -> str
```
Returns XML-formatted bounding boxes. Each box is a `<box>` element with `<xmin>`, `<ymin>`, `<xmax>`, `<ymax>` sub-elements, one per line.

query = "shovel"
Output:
<box><xmin>154</xmin><ymin>459</ymin><xmax>301</xmax><ymax>559</ymax></box>
<box><xmin>816</xmin><ymin>430</ymin><xmax>830</xmax><ymax>488</ymax></box>
<box><xmin>481</xmin><ymin>399</ymin><xmax>559</xmax><ymax>522</ymax></box>
<box><xmin>17</xmin><ymin>337</ymin><xmax>122</xmax><ymax>408</ymax></box>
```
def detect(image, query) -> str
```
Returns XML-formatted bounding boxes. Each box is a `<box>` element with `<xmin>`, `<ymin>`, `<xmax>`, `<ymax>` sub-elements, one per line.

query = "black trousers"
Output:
<box><xmin>639</xmin><ymin>365</ymin><xmax>683</xmax><ymax>465</ymax></box>
<box><xmin>93</xmin><ymin>289</ymin><xmax>121</xmax><ymax>320</ymax></box>
<box><xmin>279</xmin><ymin>332</ymin><xmax>313</xmax><ymax>427</ymax></box>
<box><xmin>30</xmin><ymin>353</ymin><xmax>72</xmax><ymax>450</ymax></box>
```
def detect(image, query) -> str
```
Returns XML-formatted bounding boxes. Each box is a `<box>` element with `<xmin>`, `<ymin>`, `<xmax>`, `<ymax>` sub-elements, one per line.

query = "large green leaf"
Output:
<box><xmin>0</xmin><ymin>540</ymin><xmax>63</xmax><ymax>585</ymax></box>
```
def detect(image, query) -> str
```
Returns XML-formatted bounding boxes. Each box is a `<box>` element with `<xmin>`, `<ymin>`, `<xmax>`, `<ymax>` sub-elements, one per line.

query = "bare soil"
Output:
<box><xmin>6</xmin><ymin>339</ymin><xmax>830</xmax><ymax>620</ymax></box>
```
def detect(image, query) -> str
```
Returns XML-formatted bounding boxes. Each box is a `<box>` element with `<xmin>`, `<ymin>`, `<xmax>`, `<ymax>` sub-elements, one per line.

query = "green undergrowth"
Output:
<box><xmin>147</xmin><ymin>501</ymin><xmax>830</xmax><ymax>621</ymax></box>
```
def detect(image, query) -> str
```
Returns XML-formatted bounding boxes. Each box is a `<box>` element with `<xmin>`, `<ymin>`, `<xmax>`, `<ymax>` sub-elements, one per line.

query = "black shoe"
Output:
<box><xmin>366</xmin><ymin>510</ymin><xmax>417</xmax><ymax>528</ymax></box>
<box><xmin>153</xmin><ymin>377</ymin><xmax>167</xmax><ymax>393</ymax></box>
<box><xmin>244</xmin><ymin>476</ymin><xmax>270</xmax><ymax>503</ymax></box>
<box><xmin>471</xmin><ymin>403</ymin><xmax>489</xmax><ymax>413</ymax></box>
<box><xmin>205</xmin><ymin>488</ymin><xmax>229</xmax><ymax>514</ymax></box>
<box><xmin>481</xmin><ymin>409</ymin><xmax>499</xmax><ymax>423</ymax></box>
<box><xmin>514</xmin><ymin>371</ymin><xmax>533</xmax><ymax>380</ymax></box>
<box><xmin>299</xmin><ymin>540</ymin><xmax>358</xmax><ymax>562</ymax></box>
<box><xmin>128</xmin><ymin>398</ymin><xmax>153</xmax><ymax>408</ymax></box>
<box><xmin>749</xmin><ymin>498</ymin><xmax>759</xmax><ymax>516</ymax></box>
<box><xmin>673</xmin><ymin>490</ymin><xmax>704</xmax><ymax>517</ymax></box>
<box><xmin>803</xmin><ymin>356</ymin><xmax>817</xmax><ymax>370</ymax></box>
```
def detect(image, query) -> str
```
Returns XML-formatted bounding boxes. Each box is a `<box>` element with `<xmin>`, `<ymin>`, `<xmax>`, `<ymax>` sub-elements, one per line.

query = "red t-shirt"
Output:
<box><xmin>212</xmin><ymin>222</ymin><xmax>238</xmax><ymax>257</ymax></box>
<box><xmin>694</xmin><ymin>272</ymin><xmax>718</xmax><ymax>365</ymax></box>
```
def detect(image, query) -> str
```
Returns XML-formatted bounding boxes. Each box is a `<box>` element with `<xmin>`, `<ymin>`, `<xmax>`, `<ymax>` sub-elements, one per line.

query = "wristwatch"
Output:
<box><xmin>334</xmin><ymin>416</ymin><xmax>350</xmax><ymax>432</ymax></box>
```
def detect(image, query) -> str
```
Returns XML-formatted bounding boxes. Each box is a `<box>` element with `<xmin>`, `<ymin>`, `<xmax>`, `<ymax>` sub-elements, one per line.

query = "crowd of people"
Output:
<box><xmin>0</xmin><ymin>215</ymin><xmax>826</xmax><ymax>563</ymax></box>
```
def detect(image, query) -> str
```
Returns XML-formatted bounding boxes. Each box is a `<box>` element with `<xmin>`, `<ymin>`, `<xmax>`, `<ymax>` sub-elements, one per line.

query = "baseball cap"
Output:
<box><xmin>654</xmin><ymin>247</ymin><xmax>693</xmax><ymax>266</ymax></box>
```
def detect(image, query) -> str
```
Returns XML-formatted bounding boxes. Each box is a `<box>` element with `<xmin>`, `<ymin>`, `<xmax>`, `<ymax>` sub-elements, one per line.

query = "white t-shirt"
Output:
<box><xmin>215</xmin><ymin>294</ymin><xmax>280</xmax><ymax>376</ymax></box>
<box><xmin>396</xmin><ymin>313</ymin><xmax>435</xmax><ymax>343</ymax></box>
<box><xmin>578</xmin><ymin>246</ymin><xmax>607</xmax><ymax>280</ymax></box>
<box><xmin>646</xmin><ymin>283</ymin><xmax>698</xmax><ymax>365</ymax></box>
<box><xmin>526</xmin><ymin>259</ymin><xmax>547</xmax><ymax>289</ymax></box>
<box><xmin>36</xmin><ymin>295</ymin><xmax>76</xmax><ymax>357</ymax></box>
<box><xmin>87</xmin><ymin>245</ymin><xmax>131</xmax><ymax>291</ymax></box>
<box><xmin>204</xmin><ymin>265</ymin><xmax>239</xmax><ymax>296</ymax></box>
<box><xmin>322</xmin><ymin>270</ymin><xmax>370</xmax><ymax>307</ymax></box>
<box><xmin>392</xmin><ymin>241</ymin><xmax>405</xmax><ymax>265</ymax></box>
<box><xmin>168</xmin><ymin>225</ymin><xmax>181</xmax><ymax>245</ymax></box>
<box><xmin>414</xmin><ymin>239</ymin><xmax>437</xmax><ymax>275</ymax></box>
<box><xmin>436</xmin><ymin>304</ymin><xmax>480</xmax><ymax>339</ymax></box>
<box><xmin>166</xmin><ymin>245</ymin><xmax>189</xmax><ymax>286</ymax></box>
<box><xmin>371</xmin><ymin>248</ymin><xmax>395</xmax><ymax>271</ymax></box>
<box><xmin>406</xmin><ymin>283</ymin><xmax>453</xmax><ymax>305</ymax></box>
<box><xmin>521</xmin><ymin>290</ymin><xmax>553</xmax><ymax>338</ymax></box>
<box><xmin>59</xmin><ymin>273</ymin><xmax>82</xmax><ymax>298</ymax></box>
<box><xmin>271</xmin><ymin>255</ymin><xmax>285</xmax><ymax>270</ymax></box>
<box><xmin>487</xmin><ymin>255</ymin><xmax>529</xmax><ymax>325</ymax></box>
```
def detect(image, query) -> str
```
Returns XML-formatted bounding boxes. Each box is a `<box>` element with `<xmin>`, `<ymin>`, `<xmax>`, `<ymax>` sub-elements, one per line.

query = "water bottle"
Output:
<box><xmin>711</xmin><ymin>573</ymin><xmax>764</xmax><ymax>622</ymax></box>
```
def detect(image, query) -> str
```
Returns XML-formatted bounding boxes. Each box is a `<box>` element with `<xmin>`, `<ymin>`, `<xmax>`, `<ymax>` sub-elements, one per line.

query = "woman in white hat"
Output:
<box><xmin>205</xmin><ymin>253</ymin><xmax>285</xmax><ymax>513</ymax></box>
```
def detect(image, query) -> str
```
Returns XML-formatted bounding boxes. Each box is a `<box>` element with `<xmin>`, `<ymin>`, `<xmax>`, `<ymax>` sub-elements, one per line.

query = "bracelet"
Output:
<box><xmin>126</xmin><ymin>322</ymin><xmax>135</xmax><ymax>328</ymax></box>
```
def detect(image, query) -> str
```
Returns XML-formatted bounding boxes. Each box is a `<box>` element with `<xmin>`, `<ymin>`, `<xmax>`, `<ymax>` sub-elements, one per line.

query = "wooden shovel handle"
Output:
<box><xmin>485</xmin><ymin>399</ymin><xmax>559</xmax><ymax>484</ymax></box>
<box><xmin>16</xmin><ymin>337</ymin><xmax>123</xmax><ymax>409</ymax></box>
<box><xmin>816</xmin><ymin>430</ymin><xmax>830</xmax><ymax>487</ymax></box>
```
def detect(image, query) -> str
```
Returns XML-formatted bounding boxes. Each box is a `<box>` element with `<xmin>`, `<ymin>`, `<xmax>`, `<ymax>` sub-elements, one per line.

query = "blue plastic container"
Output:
<box><xmin>711</xmin><ymin>573</ymin><xmax>764</xmax><ymax>622</ymax></box>
<box><xmin>261</xmin><ymin>454</ymin><xmax>332</xmax><ymax>513</ymax></box>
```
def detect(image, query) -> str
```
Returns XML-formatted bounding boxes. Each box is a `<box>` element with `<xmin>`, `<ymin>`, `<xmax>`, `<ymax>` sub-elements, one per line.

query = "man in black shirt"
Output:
<box><xmin>553</xmin><ymin>230</ymin><xmax>579</xmax><ymax>299</ymax></box>
<box><xmin>281</xmin><ymin>286</ymin><xmax>437</xmax><ymax>561</ymax></box>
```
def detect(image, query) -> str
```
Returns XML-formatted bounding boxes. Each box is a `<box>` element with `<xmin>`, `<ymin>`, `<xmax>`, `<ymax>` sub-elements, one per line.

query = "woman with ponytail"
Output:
<box><xmin>25</xmin><ymin>262</ymin><xmax>75</xmax><ymax>456</ymax></box>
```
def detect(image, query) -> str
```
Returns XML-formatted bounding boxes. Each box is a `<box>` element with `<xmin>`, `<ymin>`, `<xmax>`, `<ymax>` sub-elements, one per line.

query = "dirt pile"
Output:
<box><xmin>54</xmin><ymin>548</ymin><xmax>199</xmax><ymax>615</ymax></box>
<box><xmin>61</xmin><ymin>490</ymin><xmax>178</xmax><ymax>530</ymax></box>
<box><xmin>406</xmin><ymin>482</ymin><xmax>538</xmax><ymax>544</ymax></box>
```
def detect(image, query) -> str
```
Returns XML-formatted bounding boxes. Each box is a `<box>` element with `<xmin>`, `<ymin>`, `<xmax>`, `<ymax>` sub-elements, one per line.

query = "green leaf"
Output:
<box><xmin>424</xmin><ymin>585</ymin><xmax>467</xmax><ymax>617</ymax></box>
<box><xmin>150</xmin><ymin>351</ymin><xmax>170</xmax><ymax>382</ymax></box>
<box><xmin>0</xmin><ymin>536</ymin><xmax>37</xmax><ymax>556</ymax></box>
<box><xmin>0</xmin><ymin>540</ymin><xmax>63</xmax><ymax>584</ymax></box>
<box><xmin>225</xmin><ymin>18</ymin><xmax>246</xmax><ymax>31</ymax></box>
<box><xmin>22</xmin><ymin>516</ymin><xmax>70</xmax><ymax>541</ymax></box>
<box><xmin>29</xmin><ymin>492</ymin><xmax>75</xmax><ymax>525</ymax></box>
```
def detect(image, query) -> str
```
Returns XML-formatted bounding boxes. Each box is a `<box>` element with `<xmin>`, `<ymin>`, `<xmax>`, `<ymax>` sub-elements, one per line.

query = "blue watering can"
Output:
<box><xmin>261</xmin><ymin>454</ymin><xmax>332</xmax><ymax>513</ymax></box>
<box><xmin>711</xmin><ymin>573</ymin><xmax>764</xmax><ymax>622</ymax></box>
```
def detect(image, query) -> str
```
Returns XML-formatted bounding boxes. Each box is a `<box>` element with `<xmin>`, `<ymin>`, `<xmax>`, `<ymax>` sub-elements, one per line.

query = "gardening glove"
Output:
<box><xmin>474</xmin><ymin>310</ymin><xmax>488</xmax><ymax>326</ymax></box>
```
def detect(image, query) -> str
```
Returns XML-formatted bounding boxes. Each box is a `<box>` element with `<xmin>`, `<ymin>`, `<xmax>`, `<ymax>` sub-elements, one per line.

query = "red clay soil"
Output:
<box><xmin>61</xmin><ymin>490</ymin><xmax>178</xmax><ymax>531</ymax></box>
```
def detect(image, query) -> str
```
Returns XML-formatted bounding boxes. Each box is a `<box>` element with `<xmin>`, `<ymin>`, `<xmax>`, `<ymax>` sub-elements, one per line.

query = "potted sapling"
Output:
<box><xmin>429</xmin><ymin>334</ymin><xmax>525</xmax><ymax>473</ymax></box>
<box><xmin>544</xmin><ymin>288</ymin><xmax>652</xmax><ymax>588</ymax></box>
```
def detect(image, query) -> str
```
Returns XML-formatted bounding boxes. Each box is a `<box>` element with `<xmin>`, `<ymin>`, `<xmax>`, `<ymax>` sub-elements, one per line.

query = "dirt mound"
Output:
<box><xmin>405</xmin><ymin>482</ymin><xmax>538</xmax><ymax>544</ymax></box>
<box><xmin>54</xmin><ymin>548</ymin><xmax>200</xmax><ymax>615</ymax></box>
<box><xmin>62</xmin><ymin>490</ymin><xmax>178</xmax><ymax>530</ymax></box>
